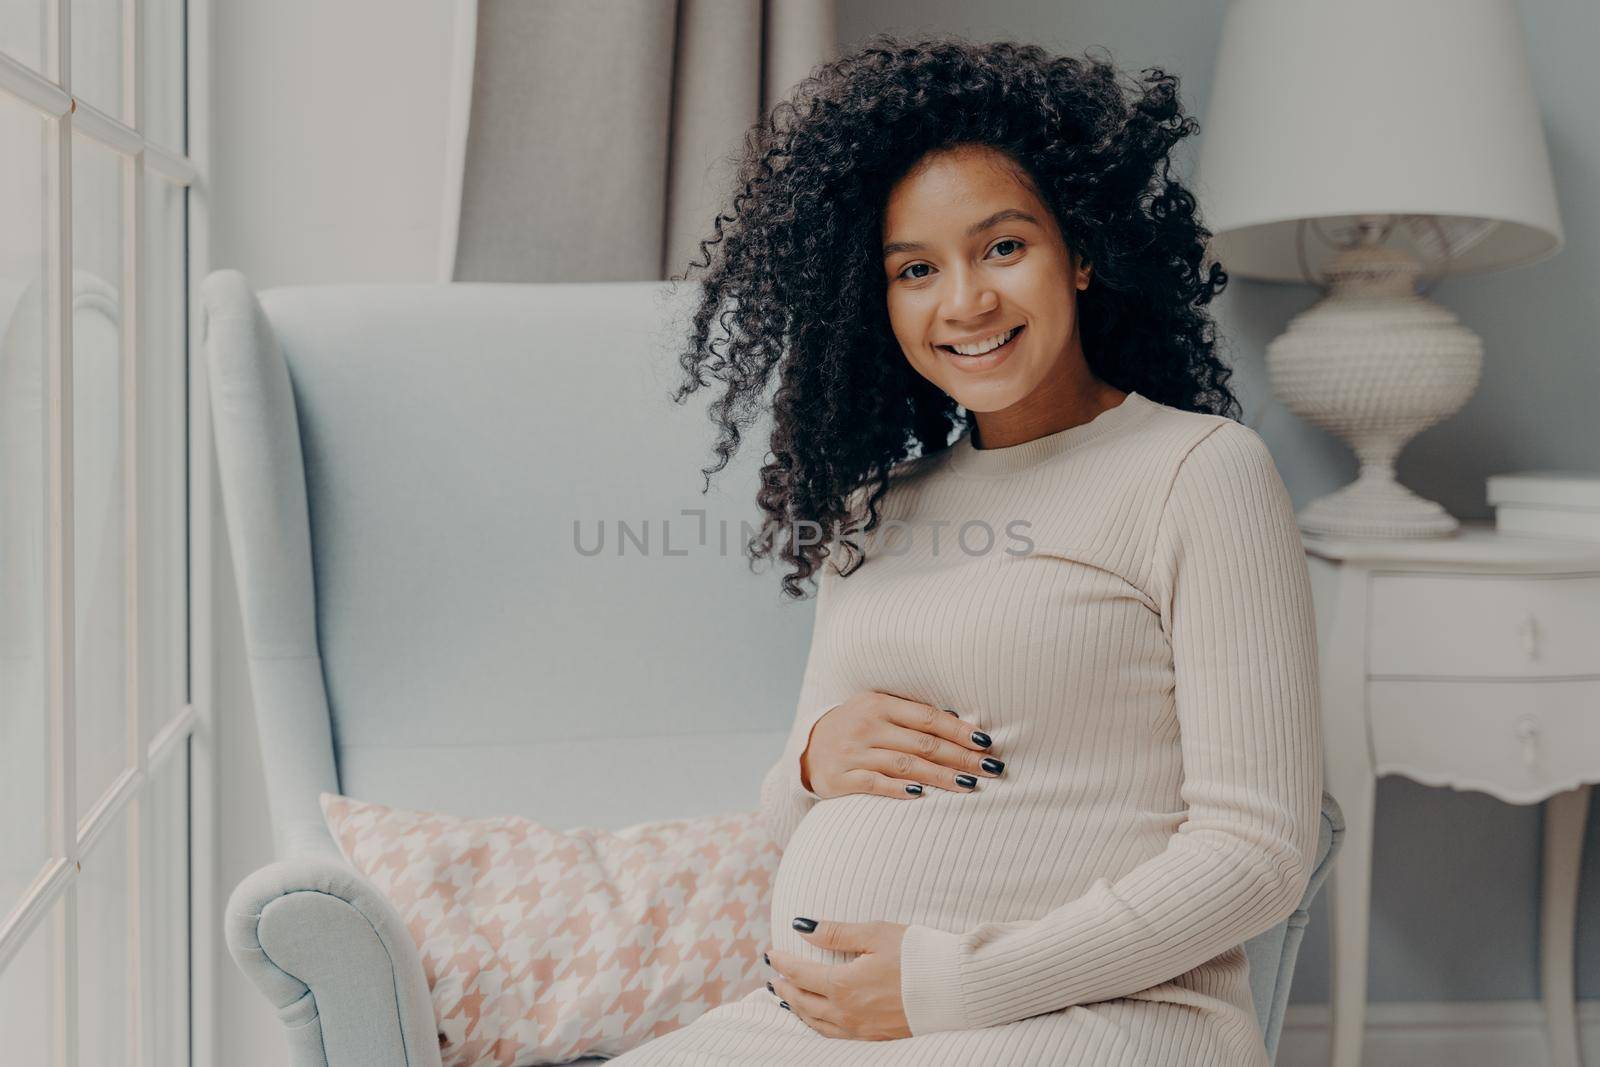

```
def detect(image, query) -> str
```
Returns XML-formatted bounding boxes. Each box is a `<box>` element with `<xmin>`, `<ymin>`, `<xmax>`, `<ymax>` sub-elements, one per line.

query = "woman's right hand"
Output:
<box><xmin>799</xmin><ymin>692</ymin><xmax>1004</xmax><ymax>799</ymax></box>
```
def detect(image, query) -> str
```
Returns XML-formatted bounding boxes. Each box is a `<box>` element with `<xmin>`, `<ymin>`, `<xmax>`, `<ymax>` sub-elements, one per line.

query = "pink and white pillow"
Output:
<box><xmin>320</xmin><ymin>793</ymin><xmax>782</xmax><ymax>1067</ymax></box>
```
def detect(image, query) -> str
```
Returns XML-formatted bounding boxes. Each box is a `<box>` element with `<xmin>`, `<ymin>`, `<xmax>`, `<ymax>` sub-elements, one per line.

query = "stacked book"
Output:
<box><xmin>1487</xmin><ymin>470</ymin><xmax>1600</xmax><ymax>541</ymax></box>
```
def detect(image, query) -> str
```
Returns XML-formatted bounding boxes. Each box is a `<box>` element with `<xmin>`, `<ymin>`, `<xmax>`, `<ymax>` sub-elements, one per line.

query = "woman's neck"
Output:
<box><xmin>972</xmin><ymin>374</ymin><xmax>1128</xmax><ymax>450</ymax></box>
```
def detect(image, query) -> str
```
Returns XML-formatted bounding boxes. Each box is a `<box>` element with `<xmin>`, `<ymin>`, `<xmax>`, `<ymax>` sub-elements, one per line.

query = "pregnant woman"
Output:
<box><xmin>609</xmin><ymin>33</ymin><xmax>1323</xmax><ymax>1067</ymax></box>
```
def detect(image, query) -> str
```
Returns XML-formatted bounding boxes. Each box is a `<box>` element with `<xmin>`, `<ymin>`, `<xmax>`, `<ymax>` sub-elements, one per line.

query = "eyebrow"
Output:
<box><xmin>882</xmin><ymin>208</ymin><xmax>1041</xmax><ymax>258</ymax></box>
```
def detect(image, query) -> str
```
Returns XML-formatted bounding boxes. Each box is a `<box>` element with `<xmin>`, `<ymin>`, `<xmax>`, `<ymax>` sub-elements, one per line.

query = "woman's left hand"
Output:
<box><xmin>766</xmin><ymin>918</ymin><xmax>912</xmax><ymax>1041</ymax></box>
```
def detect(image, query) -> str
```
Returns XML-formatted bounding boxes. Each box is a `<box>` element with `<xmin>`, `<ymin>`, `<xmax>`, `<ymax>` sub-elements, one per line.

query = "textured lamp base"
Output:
<box><xmin>1297</xmin><ymin>462</ymin><xmax>1459</xmax><ymax>538</ymax></box>
<box><xmin>1266</xmin><ymin>239</ymin><xmax>1482</xmax><ymax>540</ymax></box>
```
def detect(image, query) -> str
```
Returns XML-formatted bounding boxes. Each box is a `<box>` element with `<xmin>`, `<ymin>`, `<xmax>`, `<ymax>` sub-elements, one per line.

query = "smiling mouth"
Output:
<box><xmin>937</xmin><ymin>325</ymin><xmax>1023</xmax><ymax>356</ymax></box>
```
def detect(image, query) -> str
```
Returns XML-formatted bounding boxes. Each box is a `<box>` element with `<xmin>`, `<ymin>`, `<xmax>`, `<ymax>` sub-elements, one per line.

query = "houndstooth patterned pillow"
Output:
<box><xmin>320</xmin><ymin>793</ymin><xmax>781</xmax><ymax>1066</ymax></box>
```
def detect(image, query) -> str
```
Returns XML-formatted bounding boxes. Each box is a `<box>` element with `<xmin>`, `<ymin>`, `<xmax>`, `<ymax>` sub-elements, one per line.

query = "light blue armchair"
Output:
<box><xmin>206</xmin><ymin>270</ymin><xmax>1343</xmax><ymax>1067</ymax></box>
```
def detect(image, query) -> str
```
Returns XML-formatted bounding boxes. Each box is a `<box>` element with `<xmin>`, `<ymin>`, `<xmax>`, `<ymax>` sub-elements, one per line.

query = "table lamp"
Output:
<box><xmin>1194</xmin><ymin>0</ymin><xmax>1564</xmax><ymax>538</ymax></box>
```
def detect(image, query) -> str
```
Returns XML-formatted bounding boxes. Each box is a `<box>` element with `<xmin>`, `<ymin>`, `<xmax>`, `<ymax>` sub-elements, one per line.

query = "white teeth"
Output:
<box><xmin>947</xmin><ymin>326</ymin><xmax>1019</xmax><ymax>356</ymax></box>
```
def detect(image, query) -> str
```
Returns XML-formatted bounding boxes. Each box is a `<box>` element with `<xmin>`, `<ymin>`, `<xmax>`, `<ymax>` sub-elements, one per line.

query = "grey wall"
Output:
<box><xmin>839</xmin><ymin>0</ymin><xmax>1600</xmax><ymax>1005</ymax></box>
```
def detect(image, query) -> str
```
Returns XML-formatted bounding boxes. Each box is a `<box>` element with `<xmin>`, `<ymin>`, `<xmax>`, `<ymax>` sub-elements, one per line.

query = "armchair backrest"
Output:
<box><xmin>201</xmin><ymin>272</ymin><xmax>813</xmax><ymax>859</ymax></box>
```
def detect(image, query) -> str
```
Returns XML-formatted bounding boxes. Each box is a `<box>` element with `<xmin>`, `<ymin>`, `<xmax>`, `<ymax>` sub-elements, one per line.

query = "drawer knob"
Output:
<box><xmin>1516</xmin><ymin>612</ymin><xmax>1541</xmax><ymax>660</ymax></box>
<box><xmin>1514</xmin><ymin>716</ymin><xmax>1541</xmax><ymax>769</ymax></box>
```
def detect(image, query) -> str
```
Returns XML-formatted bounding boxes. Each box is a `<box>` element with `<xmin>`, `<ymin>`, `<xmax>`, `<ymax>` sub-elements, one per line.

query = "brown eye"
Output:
<box><xmin>897</xmin><ymin>263</ymin><xmax>932</xmax><ymax>281</ymax></box>
<box><xmin>991</xmin><ymin>238</ymin><xmax>1024</xmax><ymax>257</ymax></box>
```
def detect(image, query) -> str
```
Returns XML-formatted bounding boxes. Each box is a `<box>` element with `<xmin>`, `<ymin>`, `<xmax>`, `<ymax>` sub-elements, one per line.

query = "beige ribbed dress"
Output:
<box><xmin>608</xmin><ymin>389</ymin><xmax>1324</xmax><ymax>1066</ymax></box>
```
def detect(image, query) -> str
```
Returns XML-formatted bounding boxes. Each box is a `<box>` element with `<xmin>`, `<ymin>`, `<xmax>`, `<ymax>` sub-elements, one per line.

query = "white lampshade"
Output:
<box><xmin>1194</xmin><ymin>0</ymin><xmax>1564</xmax><ymax>282</ymax></box>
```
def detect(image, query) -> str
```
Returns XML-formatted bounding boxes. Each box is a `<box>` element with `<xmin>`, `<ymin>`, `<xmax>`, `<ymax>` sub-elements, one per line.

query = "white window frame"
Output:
<box><xmin>0</xmin><ymin>0</ymin><xmax>213</xmax><ymax>1061</ymax></box>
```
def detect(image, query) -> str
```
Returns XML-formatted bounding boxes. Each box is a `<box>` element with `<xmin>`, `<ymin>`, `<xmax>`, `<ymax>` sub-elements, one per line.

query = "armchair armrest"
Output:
<box><xmin>225</xmin><ymin>858</ymin><xmax>442</xmax><ymax>1067</ymax></box>
<box><xmin>1255</xmin><ymin>788</ymin><xmax>1345</xmax><ymax>1063</ymax></box>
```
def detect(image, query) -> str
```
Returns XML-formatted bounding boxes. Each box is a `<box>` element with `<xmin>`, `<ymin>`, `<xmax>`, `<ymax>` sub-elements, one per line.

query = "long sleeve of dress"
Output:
<box><xmin>896</xmin><ymin>421</ymin><xmax>1325</xmax><ymax>1035</ymax></box>
<box><xmin>758</xmin><ymin>557</ymin><xmax>850</xmax><ymax>852</ymax></box>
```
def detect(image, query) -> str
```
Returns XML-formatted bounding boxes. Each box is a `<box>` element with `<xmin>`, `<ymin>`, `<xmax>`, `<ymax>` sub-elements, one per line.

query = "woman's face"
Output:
<box><xmin>881</xmin><ymin>144</ymin><xmax>1093</xmax><ymax>420</ymax></box>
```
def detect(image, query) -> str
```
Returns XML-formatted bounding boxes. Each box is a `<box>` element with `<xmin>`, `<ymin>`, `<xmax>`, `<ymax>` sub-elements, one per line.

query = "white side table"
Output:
<box><xmin>1302</xmin><ymin>519</ymin><xmax>1600</xmax><ymax>1067</ymax></box>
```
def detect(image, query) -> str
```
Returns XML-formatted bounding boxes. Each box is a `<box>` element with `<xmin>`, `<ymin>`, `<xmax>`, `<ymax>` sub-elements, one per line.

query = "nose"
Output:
<box><xmin>940</xmin><ymin>263</ymin><xmax>999</xmax><ymax>322</ymax></box>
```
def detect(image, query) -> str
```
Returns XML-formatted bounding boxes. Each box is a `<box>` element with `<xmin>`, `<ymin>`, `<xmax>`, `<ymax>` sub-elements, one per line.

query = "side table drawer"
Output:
<box><xmin>1368</xmin><ymin>573</ymin><xmax>1600</xmax><ymax>677</ymax></box>
<box><xmin>1368</xmin><ymin>677</ymin><xmax>1600</xmax><ymax>803</ymax></box>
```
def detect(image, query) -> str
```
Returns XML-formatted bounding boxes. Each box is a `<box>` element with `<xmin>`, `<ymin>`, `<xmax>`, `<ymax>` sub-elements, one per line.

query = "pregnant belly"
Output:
<box><xmin>767</xmin><ymin>787</ymin><xmax>1166</xmax><ymax>964</ymax></box>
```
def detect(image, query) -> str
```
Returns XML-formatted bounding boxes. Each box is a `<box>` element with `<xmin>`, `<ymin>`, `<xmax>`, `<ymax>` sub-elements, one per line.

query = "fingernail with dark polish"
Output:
<box><xmin>981</xmin><ymin>757</ymin><xmax>1005</xmax><ymax>775</ymax></box>
<box><xmin>955</xmin><ymin>773</ymin><xmax>977</xmax><ymax>789</ymax></box>
<box><xmin>763</xmin><ymin>951</ymin><xmax>770</xmax><ymax>966</ymax></box>
<box><xmin>767</xmin><ymin>981</ymin><xmax>776</xmax><ymax>995</ymax></box>
<box><xmin>905</xmin><ymin>783</ymin><xmax>922</xmax><ymax>795</ymax></box>
<box><xmin>792</xmin><ymin>916</ymin><xmax>817</xmax><ymax>933</ymax></box>
<box><xmin>780</xmin><ymin>1001</ymin><xmax>792</xmax><ymax>1011</ymax></box>
<box><xmin>971</xmin><ymin>731</ymin><xmax>992</xmax><ymax>748</ymax></box>
<box><xmin>943</xmin><ymin>707</ymin><xmax>958</xmax><ymax>716</ymax></box>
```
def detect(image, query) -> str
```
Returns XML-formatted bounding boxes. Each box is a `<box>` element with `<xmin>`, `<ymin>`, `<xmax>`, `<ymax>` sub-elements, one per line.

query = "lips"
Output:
<box><xmin>937</xmin><ymin>325</ymin><xmax>1023</xmax><ymax>356</ymax></box>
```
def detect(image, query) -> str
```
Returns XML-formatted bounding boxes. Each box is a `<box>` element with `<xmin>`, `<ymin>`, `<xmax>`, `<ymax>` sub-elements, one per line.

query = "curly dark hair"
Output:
<box><xmin>666</xmin><ymin>33</ymin><xmax>1240</xmax><ymax>599</ymax></box>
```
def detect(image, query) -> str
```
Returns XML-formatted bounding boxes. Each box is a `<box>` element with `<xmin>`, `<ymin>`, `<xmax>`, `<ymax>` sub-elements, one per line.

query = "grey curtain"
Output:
<box><xmin>449</xmin><ymin>0</ymin><xmax>838</xmax><ymax>283</ymax></box>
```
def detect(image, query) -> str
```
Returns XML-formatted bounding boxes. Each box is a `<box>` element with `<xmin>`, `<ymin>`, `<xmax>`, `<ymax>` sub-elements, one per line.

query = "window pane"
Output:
<box><xmin>0</xmin><ymin>0</ymin><xmax>48</xmax><ymax>74</ymax></box>
<box><xmin>141</xmin><ymin>0</ymin><xmax>184</xmax><ymax>152</ymax></box>
<box><xmin>141</xmin><ymin>748</ymin><xmax>188</xmax><ymax>1065</ymax></box>
<box><xmin>139</xmin><ymin>175</ymin><xmax>185</xmax><ymax>752</ymax></box>
<box><xmin>78</xmin><ymin>810</ymin><xmax>132</xmax><ymax>1066</ymax></box>
<box><xmin>0</xmin><ymin>92</ymin><xmax>54</xmax><ymax>921</ymax></box>
<box><xmin>72</xmin><ymin>132</ymin><xmax>129</xmax><ymax>819</ymax></box>
<box><xmin>71</xmin><ymin>0</ymin><xmax>124</xmax><ymax>120</ymax></box>
<box><xmin>0</xmin><ymin>899</ymin><xmax>63</xmax><ymax>1063</ymax></box>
